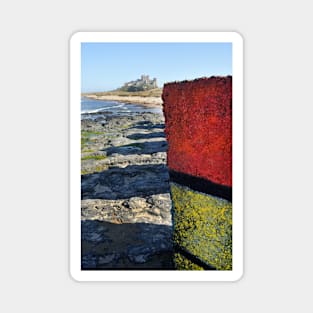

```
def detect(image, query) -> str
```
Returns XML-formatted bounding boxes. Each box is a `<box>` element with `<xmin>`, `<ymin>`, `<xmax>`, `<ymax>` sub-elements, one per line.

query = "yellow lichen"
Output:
<box><xmin>174</xmin><ymin>253</ymin><xmax>204</xmax><ymax>270</ymax></box>
<box><xmin>171</xmin><ymin>183</ymin><xmax>232</xmax><ymax>270</ymax></box>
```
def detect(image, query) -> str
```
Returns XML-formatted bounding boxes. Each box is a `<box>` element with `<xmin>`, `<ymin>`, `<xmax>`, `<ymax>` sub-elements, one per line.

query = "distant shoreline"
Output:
<box><xmin>83</xmin><ymin>94</ymin><xmax>162</xmax><ymax>108</ymax></box>
<box><xmin>82</xmin><ymin>88</ymin><xmax>163</xmax><ymax>108</ymax></box>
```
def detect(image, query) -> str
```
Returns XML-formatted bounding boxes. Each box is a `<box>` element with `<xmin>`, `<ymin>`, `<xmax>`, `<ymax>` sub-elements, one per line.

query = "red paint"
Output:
<box><xmin>162</xmin><ymin>77</ymin><xmax>232</xmax><ymax>187</ymax></box>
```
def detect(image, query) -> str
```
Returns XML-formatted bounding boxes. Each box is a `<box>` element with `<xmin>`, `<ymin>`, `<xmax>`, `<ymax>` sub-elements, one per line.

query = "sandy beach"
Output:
<box><xmin>84</xmin><ymin>94</ymin><xmax>162</xmax><ymax>107</ymax></box>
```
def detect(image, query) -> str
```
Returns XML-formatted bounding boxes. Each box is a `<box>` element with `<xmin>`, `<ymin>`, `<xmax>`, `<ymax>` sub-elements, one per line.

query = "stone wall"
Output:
<box><xmin>162</xmin><ymin>76</ymin><xmax>232</xmax><ymax>270</ymax></box>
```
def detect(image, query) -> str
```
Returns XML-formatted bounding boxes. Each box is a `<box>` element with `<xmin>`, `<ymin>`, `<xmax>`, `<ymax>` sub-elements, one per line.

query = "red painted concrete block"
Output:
<box><xmin>162</xmin><ymin>77</ymin><xmax>232</xmax><ymax>187</ymax></box>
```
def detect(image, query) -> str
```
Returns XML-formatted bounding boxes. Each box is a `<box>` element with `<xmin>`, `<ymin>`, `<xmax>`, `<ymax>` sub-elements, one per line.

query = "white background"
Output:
<box><xmin>0</xmin><ymin>0</ymin><xmax>312</xmax><ymax>312</ymax></box>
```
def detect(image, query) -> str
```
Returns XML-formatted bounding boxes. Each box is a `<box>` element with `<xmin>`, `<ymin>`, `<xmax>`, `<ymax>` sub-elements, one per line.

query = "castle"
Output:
<box><xmin>120</xmin><ymin>75</ymin><xmax>158</xmax><ymax>91</ymax></box>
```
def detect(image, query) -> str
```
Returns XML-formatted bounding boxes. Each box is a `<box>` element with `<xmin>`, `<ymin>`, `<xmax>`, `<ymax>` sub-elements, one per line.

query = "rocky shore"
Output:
<box><xmin>81</xmin><ymin>110</ymin><xmax>174</xmax><ymax>269</ymax></box>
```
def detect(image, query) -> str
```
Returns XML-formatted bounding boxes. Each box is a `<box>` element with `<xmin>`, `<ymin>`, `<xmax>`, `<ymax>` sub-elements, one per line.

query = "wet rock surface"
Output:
<box><xmin>81</xmin><ymin>111</ymin><xmax>174</xmax><ymax>269</ymax></box>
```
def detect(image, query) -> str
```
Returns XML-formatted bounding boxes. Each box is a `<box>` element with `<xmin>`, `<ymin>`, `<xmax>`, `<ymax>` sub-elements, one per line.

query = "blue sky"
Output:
<box><xmin>81</xmin><ymin>42</ymin><xmax>232</xmax><ymax>92</ymax></box>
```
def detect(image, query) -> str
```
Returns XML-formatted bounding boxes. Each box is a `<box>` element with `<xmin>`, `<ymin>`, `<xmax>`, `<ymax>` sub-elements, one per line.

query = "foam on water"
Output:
<box><xmin>81</xmin><ymin>97</ymin><xmax>162</xmax><ymax>119</ymax></box>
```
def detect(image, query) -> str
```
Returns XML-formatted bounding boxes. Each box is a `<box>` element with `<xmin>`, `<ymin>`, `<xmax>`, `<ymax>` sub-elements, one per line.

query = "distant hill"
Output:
<box><xmin>83</xmin><ymin>88</ymin><xmax>163</xmax><ymax>98</ymax></box>
<box><xmin>118</xmin><ymin>75</ymin><xmax>158</xmax><ymax>92</ymax></box>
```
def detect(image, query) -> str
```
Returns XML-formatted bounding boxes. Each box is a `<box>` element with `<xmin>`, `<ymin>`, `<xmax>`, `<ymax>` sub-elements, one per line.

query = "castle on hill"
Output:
<box><xmin>120</xmin><ymin>75</ymin><xmax>158</xmax><ymax>92</ymax></box>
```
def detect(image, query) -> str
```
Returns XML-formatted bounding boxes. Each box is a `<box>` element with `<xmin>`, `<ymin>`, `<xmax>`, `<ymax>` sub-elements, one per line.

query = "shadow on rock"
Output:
<box><xmin>105</xmin><ymin>140</ymin><xmax>167</xmax><ymax>156</ymax></box>
<box><xmin>82</xmin><ymin>220</ymin><xmax>174</xmax><ymax>270</ymax></box>
<box><xmin>126</xmin><ymin>132</ymin><xmax>165</xmax><ymax>140</ymax></box>
<box><xmin>81</xmin><ymin>164</ymin><xmax>170</xmax><ymax>200</ymax></box>
<box><xmin>130</xmin><ymin>121</ymin><xmax>165</xmax><ymax>130</ymax></box>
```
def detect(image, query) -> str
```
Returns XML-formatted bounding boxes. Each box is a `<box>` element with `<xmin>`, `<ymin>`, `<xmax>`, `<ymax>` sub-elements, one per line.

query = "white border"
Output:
<box><xmin>70</xmin><ymin>32</ymin><xmax>243</xmax><ymax>281</ymax></box>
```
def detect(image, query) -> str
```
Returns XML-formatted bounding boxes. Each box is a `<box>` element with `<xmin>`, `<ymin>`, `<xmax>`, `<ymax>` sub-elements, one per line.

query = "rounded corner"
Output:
<box><xmin>231</xmin><ymin>268</ymin><xmax>244</xmax><ymax>282</ymax></box>
<box><xmin>69</xmin><ymin>31</ymin><xmax>83</xmax><ymax>45</ymax></box>
<box><xmin>69</xmin><ymin>266</ymin><xmax>82</xmax><ymax>283</ymax></box>
<box><xmin>231</xmin><ymin>31</ymin><xmax>244</xmax><ymax>44</ymax></box>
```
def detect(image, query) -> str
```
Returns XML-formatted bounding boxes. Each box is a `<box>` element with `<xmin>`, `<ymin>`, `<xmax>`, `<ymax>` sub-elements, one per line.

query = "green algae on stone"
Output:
<box><xmin>81</xmin><ymin>154</ymin><xmax>107</xmax><ymax>161</ymax></box>
<box><xmin>81</xmin><ymin>164</ymin><xmax>109</xmax><ymax>175</ymax></box>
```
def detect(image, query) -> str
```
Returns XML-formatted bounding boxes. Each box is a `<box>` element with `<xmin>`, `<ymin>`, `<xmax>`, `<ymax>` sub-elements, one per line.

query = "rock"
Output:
<box><xmin>81</xmin><ymin>111</ymin><xmax>174</xmax><ymax>269</ymax></box>
<box><xmin>82</xmin><ymin>254</ymin><xmax>97</xmax><ymax>268</ymax></box>
<box><xmin>81</xmin><ymin>164</ymin><xmax>170</xmax><ymax>200</ymax></box>
<box><xmin>127</xmin><ymin>246</ymin><xmax>154</xmax><ymax>263</ymax></box>
<box><xmin>128</xmin><ymin>197</ymin><xmax>147</xmax><ymax>210</ymax></box>
<box><xmin>148</xmin><ymin>207</ymin><xmax>161</xmax><ymax>216</ymax></box>
<box><xmin>98</xmin><ymin>254</ymin><xmax>116</xmax><ymax>265</ymax></box>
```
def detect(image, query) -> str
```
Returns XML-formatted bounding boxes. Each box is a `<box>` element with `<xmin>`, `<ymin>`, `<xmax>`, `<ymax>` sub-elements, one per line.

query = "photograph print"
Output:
<box><xmin>70</xmin><ymin>32</ymin><xmax>243</xmax><ymax>281</ymax></box>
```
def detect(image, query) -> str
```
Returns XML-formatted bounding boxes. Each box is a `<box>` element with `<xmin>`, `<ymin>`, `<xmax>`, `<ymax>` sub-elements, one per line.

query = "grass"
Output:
<box><xmin>82</xmin><ymin>88</ymin><xmax>163</xmax><ymax>98</ymax></box>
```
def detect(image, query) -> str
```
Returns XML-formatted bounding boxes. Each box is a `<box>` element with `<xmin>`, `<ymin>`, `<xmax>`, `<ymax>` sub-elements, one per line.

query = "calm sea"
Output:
<box><xmin>81</xmin><ymin>97</ymin><xmax>162</xmax><ymax>119</ymax></box>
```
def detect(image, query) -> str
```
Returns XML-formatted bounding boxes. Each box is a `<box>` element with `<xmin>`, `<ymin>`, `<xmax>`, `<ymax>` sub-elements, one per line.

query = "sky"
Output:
<box><xmin>81</xmin><ymin>42</ymin><xmax>232</xmax><ymax>92</ymax></box>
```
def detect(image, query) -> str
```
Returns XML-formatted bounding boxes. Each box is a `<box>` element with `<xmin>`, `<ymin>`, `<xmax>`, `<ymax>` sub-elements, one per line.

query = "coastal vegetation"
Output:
<box><xmin>82</xmin><ymin>75</ymin><xmax>162</xmax><ymax>98</ymax></box>
<box><xmin>82</xmin><ymin>88</ymin><xmax>162</xmax><ymax>98</ymax></box>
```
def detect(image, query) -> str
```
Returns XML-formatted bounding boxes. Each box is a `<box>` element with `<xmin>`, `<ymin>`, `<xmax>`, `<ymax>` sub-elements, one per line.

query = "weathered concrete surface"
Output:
<box><xmin>163</xmin><ymin>76</ymin><xmax>232</xmax><ymax>186</ymax></box>
<box><xmin>162</xmin><ymin>77</ymin><xmax>232</xmax><ymax>270</ymax></box>
<box><xmin>81</xmin><ymin>112</ymin><xmax>174</xmax><ymax>269</ymax></box>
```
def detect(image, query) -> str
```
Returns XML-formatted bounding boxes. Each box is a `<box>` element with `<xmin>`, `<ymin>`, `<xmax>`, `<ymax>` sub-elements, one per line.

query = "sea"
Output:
<box><xmin>81</xmin><ymin>97</ymin><xmax>162</xmax><ymax>119</ymax></box>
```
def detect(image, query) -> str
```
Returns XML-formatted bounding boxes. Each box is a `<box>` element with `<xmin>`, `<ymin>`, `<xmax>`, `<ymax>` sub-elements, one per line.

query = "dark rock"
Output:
<box><xmin>81</xmin><ymin>112</ymin><xmax>174</xmax><ymax>269</ymax></box>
